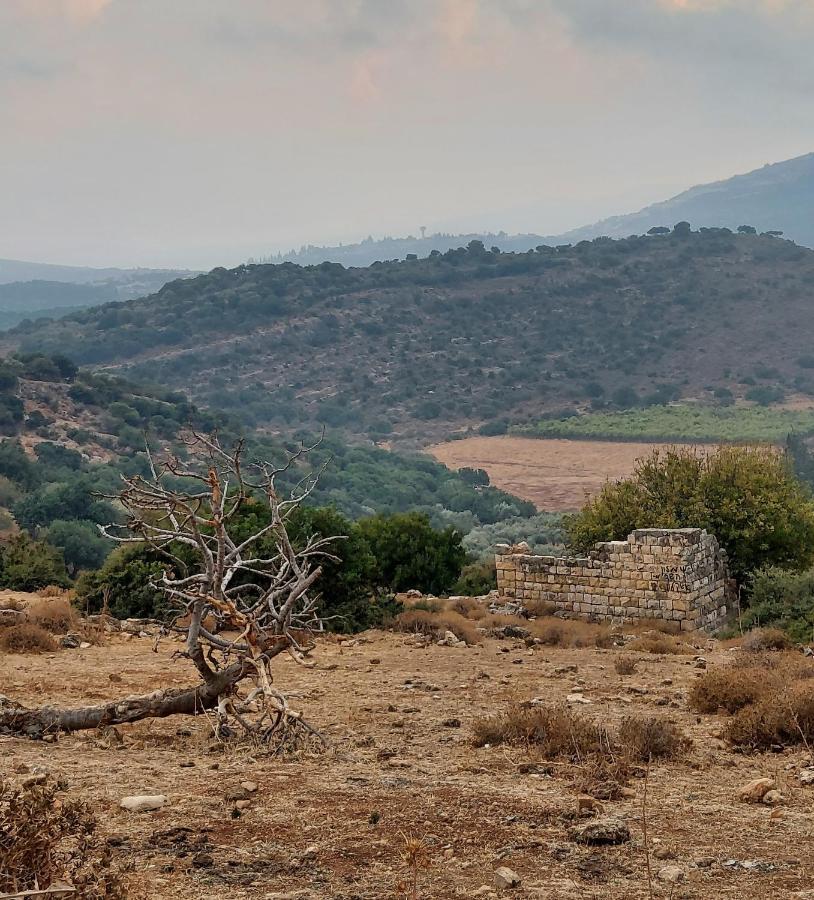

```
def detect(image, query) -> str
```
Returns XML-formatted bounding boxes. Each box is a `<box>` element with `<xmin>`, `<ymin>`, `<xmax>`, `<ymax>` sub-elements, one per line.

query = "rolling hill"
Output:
<box><xmin>8</xmin><ymin>229</ymin><xmax>814</xmax><ymax>446</ymax></box>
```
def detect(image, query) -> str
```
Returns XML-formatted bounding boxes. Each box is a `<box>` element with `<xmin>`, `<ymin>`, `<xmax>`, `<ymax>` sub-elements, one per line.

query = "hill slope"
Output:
<box><xmin>9</xmin><ymin>230</ymin><xmax>814</xmax><ymax>444</ymax></box>
<box><xmin>555</xmin><ymin>153</ymin><xmax>814</xmax><ymax>247</ymax></box>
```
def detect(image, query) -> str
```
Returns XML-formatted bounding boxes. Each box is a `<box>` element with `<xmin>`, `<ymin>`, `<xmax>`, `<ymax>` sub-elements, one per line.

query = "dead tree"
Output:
<box><xmin>0</xmin><ymin>432</ymin><xmax>339</xmax><ymax>743</ymax></box>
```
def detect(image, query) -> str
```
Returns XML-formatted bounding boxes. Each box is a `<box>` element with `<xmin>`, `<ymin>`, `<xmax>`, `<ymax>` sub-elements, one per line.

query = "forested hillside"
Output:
<box><xmin>10</xmin><ymin>228</ymin><xmax>814</xmax><ymax>444</ymax></box>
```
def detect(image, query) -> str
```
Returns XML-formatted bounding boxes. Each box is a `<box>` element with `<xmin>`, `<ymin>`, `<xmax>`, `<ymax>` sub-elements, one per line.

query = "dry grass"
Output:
<box><xmin>626</xmin><ymin>633</ymin><xmax>693</xmax><ymax>655</ymax></box>
<box><xmin>445</xmin><ymin>596</ymin><xmax>487</xmax><ymax>620</ymax></box>
<box><xmin>739</xmin><ymin>627</ymin><xmax>794</xmax><ymax>652</ymax></box>
<box><xmin>626</xmin><ymin>618</ymin><xmax>683</xmax><ymax>636</ymax></box>
<box><xmin>0</xmin><ymin>776</ymin><xmax>127</xmax><ymax>897</ymax></box>
<box><xmin>618</xmin><ymin>715</ymin><xmax>689</xmax><ymax>761</ymax></box>
<box><xmin>26</xmin><ymin>599</ymin><xmax>78</xmax><ymax>634</ymax></box>
<box><xmin>0</xmin><ymin>623</ymin><xmax>58</xmax><ymax>654</ymax></box>
<box><xmin>528</xmin><ymin>616</ymin><xmax>614</xmax><ymax>649</ymax></box>
<box><xmin>0</xmin><ymin>596</ymin><xmax>24</xmax><ymax>612</ymax></box>
<box><xmin>522</xmin><ymin>597</ymin><xmax>557</xmax><ymax>618</ymax></box>
<box><xmin>393</xmin><ymin>609</ymin><xmax>481</xmax><ymax>645</ymax></box>
<box><xmin>690</xmin><ymin>651</ymin><xmax>814</xmax><ymax>750</ymax></box>
<box><xmin>39</xmin><ymin>585</ymin><xmax>74</xmax><ymax>599</ymax></box>
<box><xmin>614</xmin><ymin>655</ymin><xmax>638</xmax><ymax>676</ymax></box>
<box><xmin>472</xmin><ymin>703</ymin><xmax>612</xmax><ymax>759</ymax></box>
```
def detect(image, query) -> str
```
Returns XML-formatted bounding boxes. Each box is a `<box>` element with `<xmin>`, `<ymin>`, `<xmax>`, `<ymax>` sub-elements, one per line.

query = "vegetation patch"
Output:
<box><xmin>0</xmin><ymin>622</ymin><xmax>58</xmax><ymax>654</ymax></box>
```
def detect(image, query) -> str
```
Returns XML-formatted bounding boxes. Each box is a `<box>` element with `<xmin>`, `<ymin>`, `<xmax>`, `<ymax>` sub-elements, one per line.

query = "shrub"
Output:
<box><xmin>529</xmin><ymin>616</ymin><xmax>613</xmax><ymax>649</ymax></box>
<box><xmin>392</xmin><ymin>609</ymin><xmax>480</xmax><ymax>645</ymax></box>
<box><xmin>523</xmin><ymin>597</ymin><xmax>557</xmax><ymax>618</ymax></box>
<box><xmin>446</xmin><ymin>596</ymin><xmax>486</xmax><ymax>619</ymax></box>
<box><xmin>618</xmin><ymin>715</ymin><xmax>688</xmax><ymax>761</ymax></box>
<box><xmin>26</xmin><ymin>599</ymin><xmax>76</xmax><ymax>634</ymax></box>
<box><xmin>452</xmin><ymin>559</ymin><xmax>496</xmax><ymax>596</ymax></box>
<box><xmin>743</xmin><ymin>566</ymin><xmax>814</xmax><ymax>642</ymax></box>
<box><xmin>725</xmin><ymin>685</ymin><xmax>814</xmax><ymax>750</ymax></box>
<box><xmin>0</xmin><ymin>776</ymin><xmax>127</xmax><ymax>897</ymax></box>
<box><xmin>0</xmin><ymin>623</ymin><xmax>57</xmax><ymax>653</ymax></box>
<box><xmin>740</xmin><ymin>627</ymin><xmax>794</xmax><ymax>652</ymax></box>
<box><xmin>627</xmin><ymin>633</ymin><xmax>692</xmax><ymax>655</ymax></box>
<box><xmin>614</xmin><ymin>656</ymin><xmax>638</xmax><ymax>675</ymax></box>
<box><xmin>472</xmin><ymin>703</ymin><xmax>609</xmax><ymax>757</ymax></box>
<box><xmin>564</xmin><ymin>445</ymin><xmax>814</xmax><ymax>583</ymax></box>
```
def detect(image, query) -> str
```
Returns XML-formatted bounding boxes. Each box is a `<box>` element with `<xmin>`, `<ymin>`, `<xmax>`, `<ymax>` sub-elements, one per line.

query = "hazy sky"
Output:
<box><xmin>3</xmin><ymin>0</ymin><xmax>814</xmax><ymax>270</ymax></box>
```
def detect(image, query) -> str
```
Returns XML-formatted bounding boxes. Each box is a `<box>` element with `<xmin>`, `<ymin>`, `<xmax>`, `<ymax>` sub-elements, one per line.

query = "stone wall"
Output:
<box><xmin>495</xmin><ymin>528</ymin><xmax>730</xmax><ymax>632</ymax></box>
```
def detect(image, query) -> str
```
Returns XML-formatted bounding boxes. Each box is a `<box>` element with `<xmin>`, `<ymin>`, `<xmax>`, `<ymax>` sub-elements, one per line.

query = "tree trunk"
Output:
<box><xmin>0</xmin><ymin>663</ymin><xmax>244</xmax><ymax>739</ymax></box>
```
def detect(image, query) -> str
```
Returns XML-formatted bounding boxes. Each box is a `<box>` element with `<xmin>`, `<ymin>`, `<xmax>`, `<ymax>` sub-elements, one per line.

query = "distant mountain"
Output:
<box><xmin>551</xmin><ymin>152</ymin><xmax>814</xmax><ymax>247</ymax></box>
<box><xmin>0</xmin><ymin>257</ymin><xmax>193</xmax><ymax>286</ymax></box>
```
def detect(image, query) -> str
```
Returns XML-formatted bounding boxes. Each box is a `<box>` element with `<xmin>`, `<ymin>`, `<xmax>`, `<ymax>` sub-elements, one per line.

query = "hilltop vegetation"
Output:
<box><xmin>10</xmin><ymin>229</ymin><xmax>814</xmax><ymax>446</ymax></box>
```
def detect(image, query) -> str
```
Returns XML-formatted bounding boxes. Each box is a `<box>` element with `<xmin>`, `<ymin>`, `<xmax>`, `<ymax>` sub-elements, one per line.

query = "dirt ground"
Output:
<box><xmin>3</xmin><ymin>630</ymin><xmax>814</xmax><ymax>899</ymax></box>
<box><xmin>427</xmin><ymin>437</ymin><xmax>718</xmax><ymax>511</ymax></box>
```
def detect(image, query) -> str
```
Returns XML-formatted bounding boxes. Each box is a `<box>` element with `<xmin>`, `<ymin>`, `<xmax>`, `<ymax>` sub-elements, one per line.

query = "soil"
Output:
<box><xmin>427</xmin><ymin>437</ymin><xmax>718</xmax><ymax>511</ymax></box>
<box><xmin>2</xmin><ymin>628</ymin><xmax>814</xmax><ymax>899</ymax></box>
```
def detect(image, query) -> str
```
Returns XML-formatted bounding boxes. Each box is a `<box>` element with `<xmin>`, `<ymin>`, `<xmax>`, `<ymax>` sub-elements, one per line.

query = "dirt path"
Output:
<box><xmin>2</xmin><ymin>631</ymin><xmax>813</xmax><ymax>898</ymax></box>
<box><xmin>428</xmin><ymin>436</ymin><xmax>719</xmax><ymax>510</ymax></box>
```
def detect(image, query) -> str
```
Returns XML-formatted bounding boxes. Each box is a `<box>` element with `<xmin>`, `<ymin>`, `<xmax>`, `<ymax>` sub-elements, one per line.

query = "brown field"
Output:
<box><xmin>428</xmin><ymin>436</ymin><xmax>718</xmax><ymax>510</ymax></box>
<box><xmin>3</xmin><ymin>626</ymin><xmax>814</xmax><ymax>898</ymax></box>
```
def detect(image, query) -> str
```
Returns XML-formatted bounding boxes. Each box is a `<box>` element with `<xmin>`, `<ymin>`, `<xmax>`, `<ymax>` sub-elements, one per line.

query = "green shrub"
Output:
<box><xmin>744</xmin><ymin>567</ymin><xmax>814</xmax><ymax>641</ymax></box>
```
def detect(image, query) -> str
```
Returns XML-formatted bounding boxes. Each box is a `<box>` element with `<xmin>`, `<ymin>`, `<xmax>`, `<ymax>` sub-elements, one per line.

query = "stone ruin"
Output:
<box><xmin>495</xmin><ymin>528</ymin><xmax>731</xmax><ymax>632</ymax></box>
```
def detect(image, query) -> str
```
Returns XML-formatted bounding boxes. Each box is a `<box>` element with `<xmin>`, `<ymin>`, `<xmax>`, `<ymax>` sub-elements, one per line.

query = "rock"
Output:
<box><xmin>566</xmin><ymin>693</ymin><xmax>592</xmax><ymax>705</ymax></box>
<box><xmin>442</xmin><ymin>718</ymin><xmax>461</xmax><ymax>728</ymax></box>
<box><xmin>240</xmin><ymin>781</ymin><xmax>258</xmax><ymax>793</ymax></box>
<box><xmin>737</xmin><ymin>778</ymin><xmax>775</xmax><ymax>803</ymax></box>
<box><xmin>799</xmin><ymin>768</ymin><xmax>814</xmax><ymax>784</ymax></box>
<box><xmin>568</xmin><ymin>817</ymin><xmax>630</xmax><ymax>846</ymax></box>
<box><xmin>472</xmin><ymin>888</ymin><xmax>495</xmax><ymax>898</ymax></box>
<box><xmin>652</xmin><ymin>845</ymin><xmax>676</xmax><ymax>860</ymax></box>
<box><xmin>804</xmin><ymin>647</ymin><xmax>814</xmax><ymax>658</ymax></box>
<box><xmin>120</xmin><ymin>794</ymin><xmax>167</xmax><ymax>812</ymax></box>
<box><xmin>79</xmin><ymin>641</ymin><xmax>92</xmax><ymax>649</ymax></box>
<box><xmin>657</xmin><ymin>865</ymin><xmax>685</xmax><ymax>883</ymax></box>
<box><xmin>576</xmin><ymin>795</ymin><xmax>603</xmax><ymax>816</ymax></box>
<box><xmin>555</xmin><ymin>664</ymin><xmax>578</xmax><ymax>674</ymax></box>
<box><xmin>60</xmin><ymin>633</ymin><xmax>81</xmax><ymax>649</ymax></box>
<box><xmin>192</xmin><ymin>852</ymin><xmax>214</xmax><ymax>868</ymax></box>
<box><xmin>235</xmin><ymin>799</ymin><xmax>252</xmax><ymax>810</ymax></box>
<box><xmin>762</xmin><ymin>790</ymin><xmax>785</xmax><ymax>806</ymax></box>
<box><xmin>695</xmin><ymin>856</ymin><xmax>715</xmax><ymax>868</ymax></box>
<box><xmin>302</xmin><ymin>845</ymin><xmax>319</xmax><ymax>861</ymax></box>
<box><xmin>225</xmin><ymin>787</ymin><xmax>250</xmax><ymax>802</ymax></box>
<box><xmin>493</xmin><ymin>866</ymin><xmax>521</xmax><ymax>888</ymax></box>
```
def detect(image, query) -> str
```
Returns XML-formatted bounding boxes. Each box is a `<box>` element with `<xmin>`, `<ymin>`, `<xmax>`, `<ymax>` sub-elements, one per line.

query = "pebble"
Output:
<box><xmin>240</xmin><ymin>781</ymin><xmax>258</xmax><ymax>793</ymax></box>
<box><xmin>737</xmin><ymin>778</ymin><xmax>775</xmax><ymax>803</ymax></box>
<box><xmin>762</xmin><ymin>789</ymin><xmax>785</xmax><ymax>806</ymax></box>
<box><xmin>568</xmin><ymin>817</ymin><xmax>630</xmax><ymax>846</ymax></box>
<box><xmin>657</xmin><ymin>866</ymin><xmax>685</xmax><ymax>883</ymax></box>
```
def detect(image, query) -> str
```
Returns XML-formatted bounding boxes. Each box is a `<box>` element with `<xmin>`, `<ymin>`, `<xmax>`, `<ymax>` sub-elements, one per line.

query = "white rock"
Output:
<box><xmin>657</xmin><ymin>865</ymin><xmax>685</xmax><ymax>883</ymax></box>
<box><xmin>799</xmin><ymin>768</ymin><xmax>814</xmax><ymax>784</ymax></box>
<box><xmin>566</xmin><ymin>693</ymin><xmax>592</xmax><ymax>704</ymax></box>
<box><xmin>240</xmin><ymin>780</ymin><xmax>258</xmax><ymax>793</ymax></box>
<box><xmin>120</xmin><ymin>794</ymin><xmax>167</xmax><ymax>812</ymax></box>
<box><xmin>494</xmin><ymin>866</ymin><xmax>521</xmax><ymax>888</ymax></box>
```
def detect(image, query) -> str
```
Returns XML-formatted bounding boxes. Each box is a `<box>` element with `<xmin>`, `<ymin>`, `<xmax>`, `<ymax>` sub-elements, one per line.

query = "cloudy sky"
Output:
<box><xmin>2</xmin><ymin>0</ymin><xmax>814</xmax><ymax>269</ymax></box>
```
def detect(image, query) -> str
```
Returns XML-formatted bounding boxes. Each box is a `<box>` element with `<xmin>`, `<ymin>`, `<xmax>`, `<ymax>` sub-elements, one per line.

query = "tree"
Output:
<box><xmin>42</xmin><ymin>519</ymin><xmax>112</xmax><ymax>574</ymax></box>
<box><xmin>0</xmin><ymin>432</ymin><xmax>340</xmax><ymax>742</ymax></box>
<box><xmin>647</xmin><ymin>226</ymin><xmax>670</xmax><ymax>236</ymax></box>
<box><xmin>564</xmin><ymin>445</ymin><xmax>814</xmax><ymax>582</ymax></box>
<box><xmin>672</xmin><ymin>221</ymin><xmax>692</xmax><ymax>235</ymax></box>
<box><xmin>0</xmin><ymin>533</ymin><xmax>69</xmax><ymax>591</ymax></box>
<box><xmin>737</xmin><ymin>225</ymin><xmax>757</xmax><ymax>235</ymax></box>
<box><xmin>357</xmin><ymin>512</ymin><xmax>466</xmax><ymax>595</ymax></box>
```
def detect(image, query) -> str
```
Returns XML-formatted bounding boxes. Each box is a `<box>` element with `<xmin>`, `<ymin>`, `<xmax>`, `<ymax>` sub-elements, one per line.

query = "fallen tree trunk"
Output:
<box><xmin>0</xmin><ymin>663</ymin><xmax>244</xmax><ymax>739</ymax></box>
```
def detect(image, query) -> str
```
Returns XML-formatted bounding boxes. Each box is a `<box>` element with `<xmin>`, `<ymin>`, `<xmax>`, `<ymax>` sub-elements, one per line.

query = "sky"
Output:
<box><xmin>2</xmin><ymin>0</ymin><xmax>814</xmax><ymax>270</ymax></box>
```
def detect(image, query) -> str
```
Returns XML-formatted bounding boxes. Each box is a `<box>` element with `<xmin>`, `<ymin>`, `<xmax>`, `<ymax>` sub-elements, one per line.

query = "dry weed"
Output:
<box><xmin>614</xmin><ymin>656</ymin><xmax>638</xmax><ymax>676</ymax></box>
<box><xmin>445</xmin><ymin>597</ymin><xmax>486</xmax><ymax>620</ymax></box>
<box><xmin>523</xmin><ymin>597</ymin><xmax>557</xmax><ymax>618</ymax></box>
<box><xmin>26</xmin><ymin>599</ymin><xmax>77</xmax><ymax>634</ymax></box>
<box><xmin>739</xmin><ymin>627</ymin><xmax>794</xmax><ymax>652</ymax></box>
<box><xmin>0</xmin><ymin>776</ymin><xmax>128</xmax><ymax>897</ymax></box>
<box><xmin>393</xmin><ymin>609</ymin><xmax>480</xmax><ymax>645</ymax></box>
<box><xmin>0</xmin><ymin>623</ymin><xmax>57</xmax><ymax>654</ymax></box>
<box><xmin>626</xmin><ymin>633</ymin><xmax>692</xmax><ymax>655</ymax></box>
<box><xmin>618</xmin><ymin>715</ymin><xmax>689</xmax><ymax>761</ymax></box>
<box><xmin>529</xmin><ymin>616</ymin><xmax>613</xmax><ymax>649</ymax></box>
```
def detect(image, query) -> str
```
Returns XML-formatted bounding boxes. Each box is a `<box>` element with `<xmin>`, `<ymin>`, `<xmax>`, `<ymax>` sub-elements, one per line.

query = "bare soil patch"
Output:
<box><xmin>3</xmin><ymin>631</ymin><xmax>814</xmax><ymax>898</ymax></box>
<box><xmin>428</xmin><ymin>436</ymin><xmax>718</xmax><ymax>510</ymax></box>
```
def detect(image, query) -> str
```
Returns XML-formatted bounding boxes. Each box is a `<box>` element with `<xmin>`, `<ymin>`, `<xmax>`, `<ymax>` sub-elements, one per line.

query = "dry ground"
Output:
<box><xmin>3</xmin><ymin>631</ymin><xmax>814</xmax><ymax>899</ymax></box>
<box><xmin>427</xmin><ymin>437</ymin><xmax>718</xmax><ymax>511</ymax></box>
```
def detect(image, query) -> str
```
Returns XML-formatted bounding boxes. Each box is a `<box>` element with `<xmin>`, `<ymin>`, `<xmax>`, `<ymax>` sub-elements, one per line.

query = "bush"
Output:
<box><xmin>446</xmin><ymin>596</ymin><xmax>486</xmax><ymax>619</ymax></box>
<box><xmin>392</xmin><ymin>609</ymin><xmax>481</xmax><ymax>645</ymax></box>
<box><xmin>523</xmin><ymin>597</ymin><xmax>557</xmax><ymax>617</ymax></box>
<box><xmin>472</xmin><ymin>703</ymin><xmax>609</xmax><ymax>757</ymax></box>
<box><xmin>0</xmin><ymin>623</ymin><xmax>57</xmax><ymax>653</ymax></box>
<box><xmin>725</xmin><ymin>685</ymin><xmax>814</xmax><ymax>750</ymax></box>
<box><xmin>617</xmin><ymin>715</ymin><xmax>688</xmax><ymax>761</ymax></box>
<box><xmin>564</xmin><ymin>445</ymin><xmax>814</xmax><ymax>583</ymax></box>
<box><xmin>740</xmin><ymin>627</ymin><xmax>794</xmax><ymax>652</ymax></box>
<box><xmin>452</xmin><ymin>559</ymin><xmax>496</xmax><ymax>596</ymax></box>
<box><xmin>0</xmin><ymin>534</ymin><xmax>69</xmax><ymax>592</ymax></box>
<box><xmin>529</xmin><ymin>616</ymin><xmax>613</xmax><ymax>649</ymax></box>
<box><xmin>627</xmin><ymin>633</ymin><xmax>693</xmax><ymax>655</ymax></box>
<box><xmin>614</xmin><ymin>656</ymin><xmax>638</xmax><ymax>675</ymax></box>
<box><xmin>26</xmin><ymin>599</ymin><xmax>77</xmax><ymax>634</ymax></box>
<box><xmin>743</xmin><ymin>567</ymin><xmax>814</xmax><ymax>642</ymax></box>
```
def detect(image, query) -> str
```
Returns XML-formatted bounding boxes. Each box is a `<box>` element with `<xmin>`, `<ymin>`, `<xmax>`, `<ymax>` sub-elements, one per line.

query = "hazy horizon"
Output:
<box><xmin>4</xmin><ymin>1</ymin><xmax>814</xmax><ymax>270</ymax></box>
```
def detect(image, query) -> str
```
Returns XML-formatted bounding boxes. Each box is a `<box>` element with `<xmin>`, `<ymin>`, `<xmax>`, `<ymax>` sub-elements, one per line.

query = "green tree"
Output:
<box><xmin>357</xmin><ymin>511</ymin><xmax>466</xmax><ymax>595</ymax></box>
<box><xmin>42</xmin><ymin>519</ymin><xmax>112</xmax><ymax>574</ymax></box>
<box><xmin>76</xmin><ymin>545</ymin><xmax>167</xmax><ymax>619</ymax></box>
<box><xmin>564</xmin><ymin>446</ymin><xmax>814</xmax><ymax>582</ymax></box>
<box><xmin>0</xmin><ymin>533</ymin><xmax>69</xmax><ymax>591</ymax></box>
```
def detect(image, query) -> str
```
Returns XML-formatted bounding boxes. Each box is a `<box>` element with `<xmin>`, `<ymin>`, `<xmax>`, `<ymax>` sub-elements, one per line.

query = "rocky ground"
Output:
<box><xmin>2</xmin><ymin>628</ymin><xmax>814</xmax><ymax>899</ymax></box>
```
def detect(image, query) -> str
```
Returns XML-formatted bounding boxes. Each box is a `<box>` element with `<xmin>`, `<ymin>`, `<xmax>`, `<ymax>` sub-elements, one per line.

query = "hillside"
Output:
<box><xmin>556</xmin><ymin>152</ymin><xmax>814</xmax><ymax>248</ymax></box>
<box><xmin>9</xmin><ymin>229</ymin><xmax>814</xmax><ymax>446</ymax></box>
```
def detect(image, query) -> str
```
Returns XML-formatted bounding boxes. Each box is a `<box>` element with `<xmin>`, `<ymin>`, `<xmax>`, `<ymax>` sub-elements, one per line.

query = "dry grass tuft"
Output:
<box><xmin>689</xmin><ymin>665</ymin><xmax>768</xmax><ymax>714</ymax></box>
<box><xmin>0</xmin><ymin>596</ymin><xmax>24</xmax><ymax>612</ymax></box>
<box><xmin>445</xmin><ymin>596</ymin><xmax>487</xmax><ymax>620</ymax></box>
<box><xmin>393</xmin><ymin>609</ymin><xmax>481</xmax><ymax>645</ymax></box>
<box><xmin>626</xmin><ymin>632</ymin><xmax>692</xmax><ymax>655</ymax></box>
<box><xmin>0</xmin><ymin>776</ymin><xmax>128</xmax><ymax>898</ymax></box>
<box><xmin>627</xmin><ymin>618</ymin><xmax>682</xmax><ymax>636</ymax></box>
<box><xmin>39</xmin><ymin>584</ymin><xmax>74</xmax><ymax>599</ymax></box>
<box><xmin>523</xmin><ymin>597</ymin><xmax>557</xmax><ymax>618</ymax></box>
<box><xmin>0</xmin><ymin>623</ymin><xmax>57</xmax><ymax>654</ymax></box>
<box><xmin>618</xmin><ymin>715</ymin><xmax>689</xmax><ymax>761</ymax></box>
<box><xmin>529</xmin><ymin>616</ymin><xmax>613</xmax><ymax>649</ymax></box>
<box><xmin>472</xmin><ymin>703</ymin><xmax>611</xmax><ymax>758</ymax></box>
<box><xmin>26</xmin><ymin>599</ymin><xmax>77</xmax><ymax>634</ymax></box>
<box><xmin>614</xmin><ymin>655</ymin><xmax>638</xmax><ymax>676</ymax></box>
<box><xmin>740</xmin><ymin>627</ymin><xmax>794</xmax><ymax>652</ymax></box>
<box><xmin>725</xmin><ymin>685</ymin><xmax>814</xmax><ymax>751</ymax></box>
